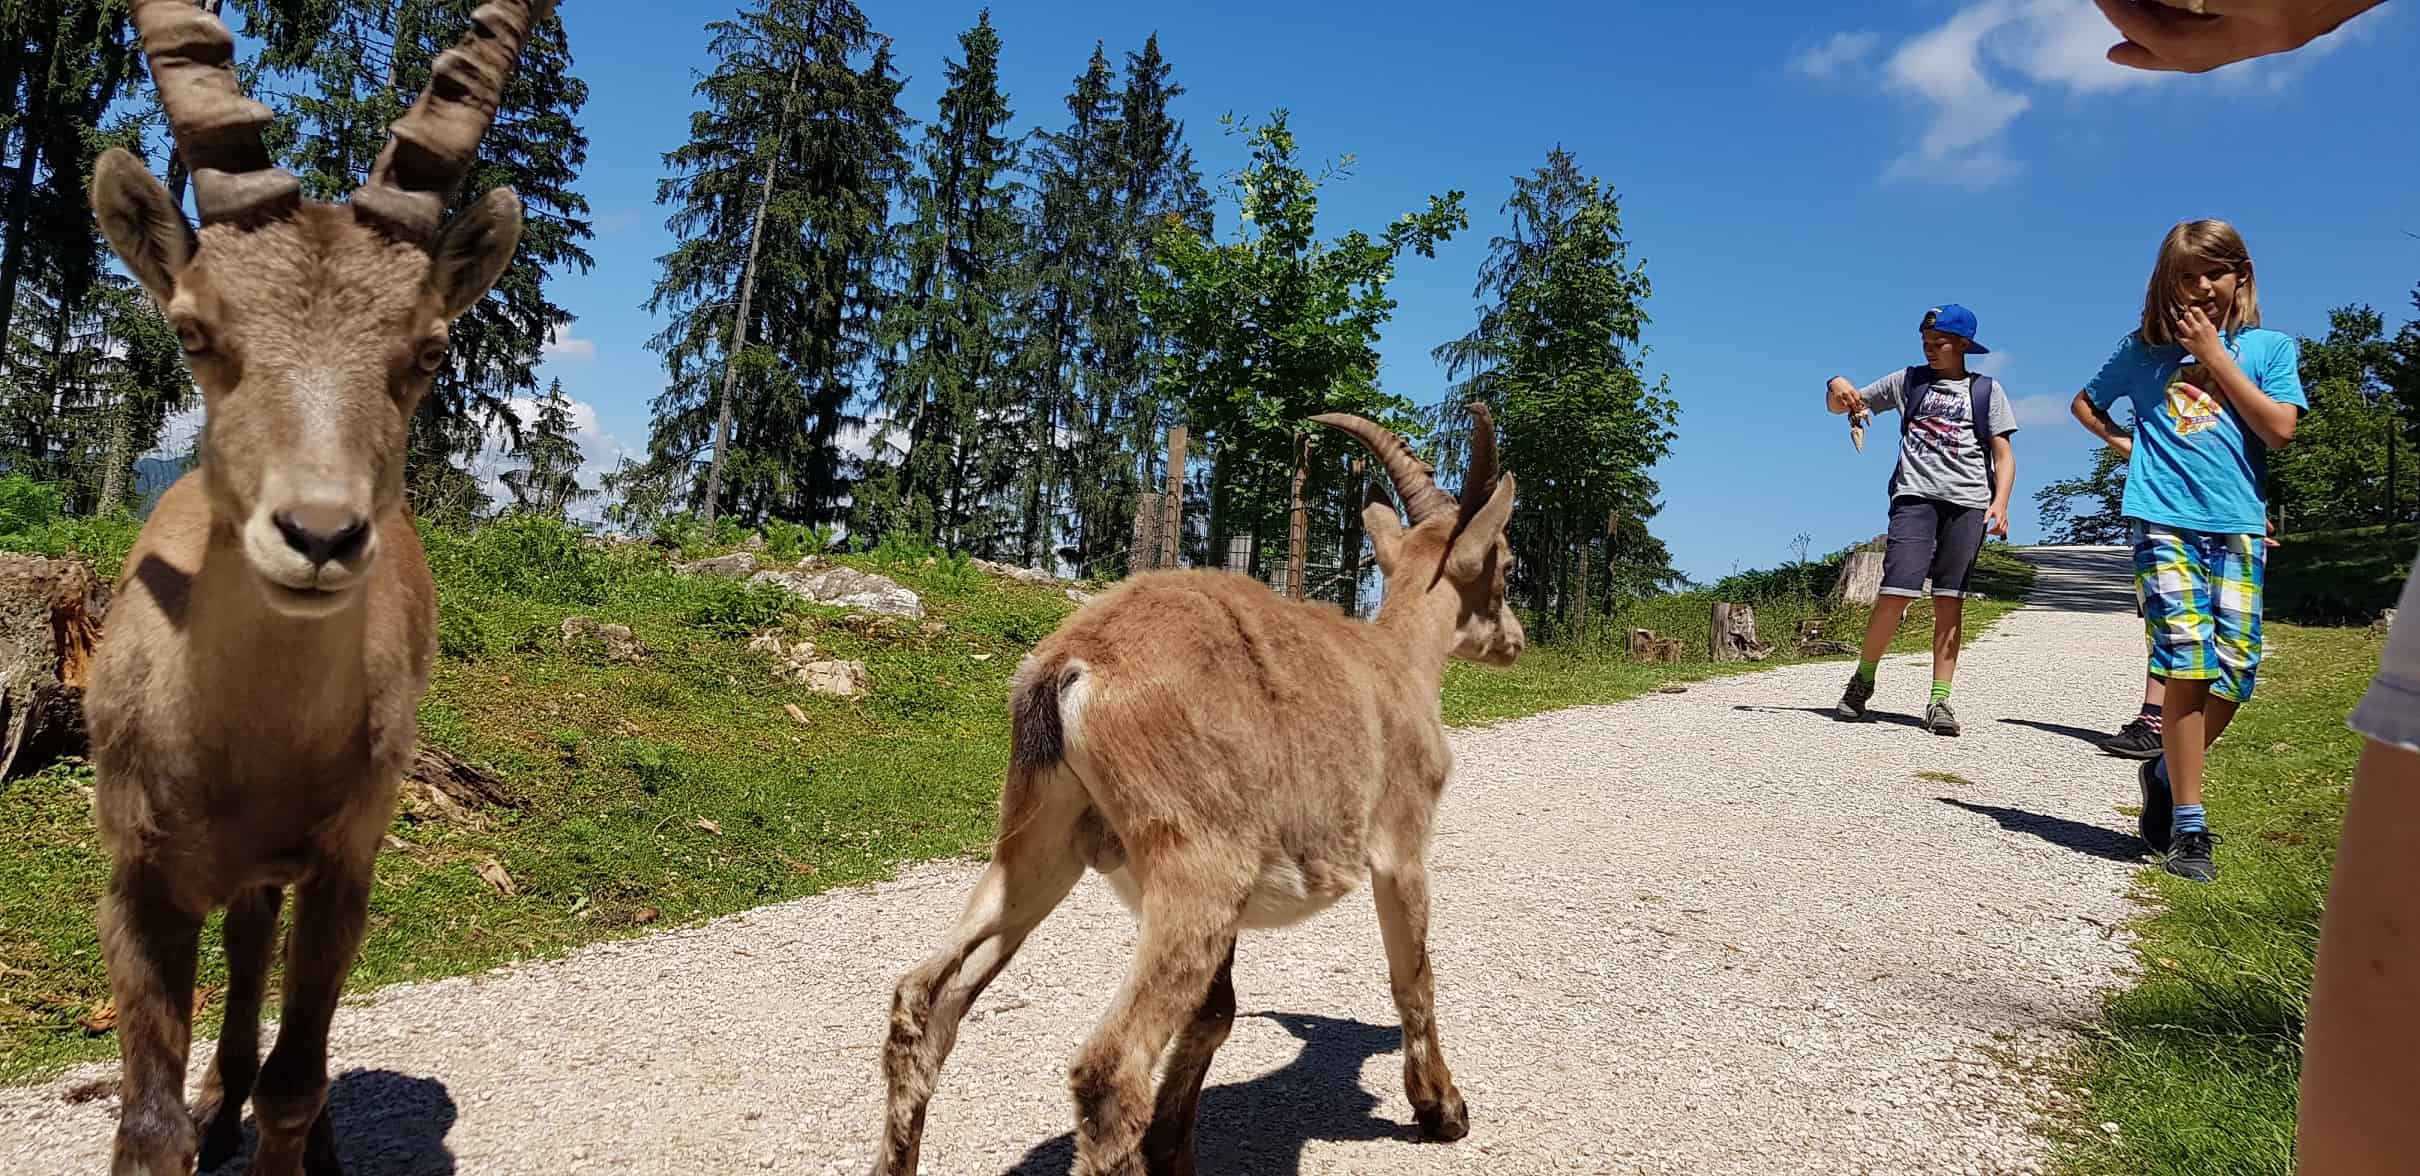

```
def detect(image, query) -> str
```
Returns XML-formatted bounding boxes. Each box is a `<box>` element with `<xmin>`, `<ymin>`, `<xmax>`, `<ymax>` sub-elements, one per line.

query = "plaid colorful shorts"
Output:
<box><xmin>2133</xmin><ymin>522</ymin><xmax>2265</xmax><ymax>703</ymax></box>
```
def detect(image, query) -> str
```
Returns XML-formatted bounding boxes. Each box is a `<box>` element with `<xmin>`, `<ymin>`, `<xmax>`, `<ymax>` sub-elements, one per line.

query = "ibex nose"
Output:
<box><xmin>272</xmin><ymin>505</ymin><xmax>371</xmax><ymax>567</ymax></box>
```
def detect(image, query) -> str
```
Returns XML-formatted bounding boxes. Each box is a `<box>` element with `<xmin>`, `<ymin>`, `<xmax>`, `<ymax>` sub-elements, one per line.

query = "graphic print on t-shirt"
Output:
<box><xmin>1908</xmin><ymin>383</ymin><xmax>1971</xmax><ymax>455</ymax></box>
<box><xmin>2165</xmin><ymin>362</ymin><xmax>2223</xmax><ymax>438</ymax></box>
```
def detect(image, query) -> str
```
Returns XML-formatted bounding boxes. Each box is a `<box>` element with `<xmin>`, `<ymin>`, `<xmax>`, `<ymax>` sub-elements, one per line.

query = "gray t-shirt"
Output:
<box><xmin>1857</xmin><ymin>368</ymin><xmax>2018</xmax><ymax>509</ymax></box>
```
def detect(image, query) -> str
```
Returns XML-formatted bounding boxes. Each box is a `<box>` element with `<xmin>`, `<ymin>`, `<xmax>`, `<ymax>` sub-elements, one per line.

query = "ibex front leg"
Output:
<box><xmin>248</xmin><ymin>859</ymin><xmax>373</xmax><ymax>1176</ymax></box>
<box><xmin>1373</xmin><ymin>853</ymin><xmax>1467</xmax><ymax>1142</ymax></box>
<box><xmin>196</xmin><ymin>885</ymin><xmax>283</xmax><ymax>1169</ymax></box>
<box><xmin>100</xmin><ymin>862</ymin><xmax>204</xmax><ymax>1176</ymax></box>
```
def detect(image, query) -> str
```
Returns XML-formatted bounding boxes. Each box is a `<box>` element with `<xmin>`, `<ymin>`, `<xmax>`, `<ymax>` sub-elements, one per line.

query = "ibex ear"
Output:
<box><xmin>1445</xmin><ymin>472</ymin><xmax>1517</xmax><ymax>580</ymax></box>
<box><xmin>426</xmin><ymin>187</ymin><xmax>524</xmax><ymax>319</ymax></box>
<box><xmin>90</xmin><ymin>149</ymin><xmax>194</xmax><ymax>306</ymax></box>
<box><xmin>1360</xmin><ymin>483</ymin><xmax>1404</xmax><ymax>575</ymax></box>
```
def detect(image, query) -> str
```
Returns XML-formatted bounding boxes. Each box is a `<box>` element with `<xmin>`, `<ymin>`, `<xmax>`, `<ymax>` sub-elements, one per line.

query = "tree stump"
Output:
<box><xmin>1127</xmin><ymin>490</ymin><xmax>1167</xmax><ymax>575</ymax></box>
<box><xmin>0</xmin><ymin>556</ymin><xmax>110</xmax><ymax>780</ymax></box>
<box><xmin>1654</xmin><ymin>637</ymin><xmax>1686</xmax><ymax>664</ymax></box>
<box><xmin>1710</xmin><ymin>601</ymin><xmax>1770</xmax><ymax>663</ymax></box>
<box><xmin>1830</xmin><ymin>550</ymin><xmax>1886</xmax><ymax>606</ymax></box>
<box><xmin>1628</xmin><ymin>628</ymin><xmax>1657</xmax><ymax>660</ymax></box>
<box><xmin>403</xmin><ymin>744</ymin><xmax>516</xmax><ymax>826</ymax></box>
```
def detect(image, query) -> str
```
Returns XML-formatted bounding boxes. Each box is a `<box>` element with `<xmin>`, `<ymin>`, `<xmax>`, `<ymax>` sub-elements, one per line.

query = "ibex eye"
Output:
<box><xmin>414</xmin><ymin>338</ymin><xmax>447</xmax><ymax>373</ymax></box>
<box><xmin>172</xmin><ymin>318</ymin><xmax>208</xmax><ymax>354</ymax></box>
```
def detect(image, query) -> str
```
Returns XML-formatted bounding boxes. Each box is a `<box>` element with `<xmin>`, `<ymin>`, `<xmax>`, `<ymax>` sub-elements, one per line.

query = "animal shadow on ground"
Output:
<box><xmin>1732</xmin><ymin>704</ymin><xmax>1928</xmax><ymax>731</ymax></box>
<box><xmin>1997</xmin><ymin>718</ymin><xmax>2119</xmax><ymax>747</ymax></box>
<box><xmin>200</xmin><ymin>1069</ymin><xmax>457</xmax><ymax>1176</ymax></box>
<box><xmin>1937</xmin><ymin>797</ymin><xmax>2146</xmax><ymax>863</ymax></box>
<box><xmin>1004</xmin><ymin>1013</ymin><xmax>1411</xmax><ymax>1175</ymax></box>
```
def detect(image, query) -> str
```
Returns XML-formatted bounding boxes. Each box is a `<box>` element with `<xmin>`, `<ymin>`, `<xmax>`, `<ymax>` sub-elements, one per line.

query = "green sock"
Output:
<box><xmin>1931</xmin><ymin>680</ymin><xmax>1952</xmax><ymax>704</ymax></box>
<box><xmin>1855</xmin><ymin>660</ymin><xmax>1878</xmax><ymax>685</ymax></box>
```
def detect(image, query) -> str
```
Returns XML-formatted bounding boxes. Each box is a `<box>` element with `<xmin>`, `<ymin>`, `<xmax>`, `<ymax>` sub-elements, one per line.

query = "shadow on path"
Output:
<box><xmin>200</xmin><ymin>1069</ymin><xmax>457</xmax><ymax>1176</ymax></box>
<box><xmin>1937</xmin><ymin>797</ymin><xmax>2145</xmax><ymax>864</ymax></box>
<box><xmin>1998</xmin><ymin>717</ymin><xmax>2119</xmax><ymax>747</ymax></box>
<box><xmin>1734</xmin><ymin>704</ymin><xmax>1929</xmax><ymax>731</ymax></box>
<box><xmin>1005</xmin><ymin>1013</ymin><xmax>1412</xmax><ymax>1176</ymax></box>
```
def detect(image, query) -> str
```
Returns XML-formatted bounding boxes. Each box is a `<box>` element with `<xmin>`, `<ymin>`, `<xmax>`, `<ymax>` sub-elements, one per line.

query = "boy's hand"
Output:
<box><xmin>1985</xmin><ymin>502</ymin><xmax>2010</xmax><ymax>538</ymax></box>
<box><xmin>2174</xmin><ymin>303</ymin><xmax>2226</xmax><ymax>360</ymax></box>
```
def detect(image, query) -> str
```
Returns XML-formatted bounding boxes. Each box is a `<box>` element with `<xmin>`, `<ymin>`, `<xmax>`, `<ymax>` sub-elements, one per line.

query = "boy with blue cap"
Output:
<box><xmin>1824</xmin><ymin>304</ymin><xmax>2019</xmax><ymax>735</ymax></box>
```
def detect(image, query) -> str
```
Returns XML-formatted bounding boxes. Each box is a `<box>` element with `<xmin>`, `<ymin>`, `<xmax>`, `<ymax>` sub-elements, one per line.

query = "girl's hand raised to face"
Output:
<box><xmin>2173</xmin><ymin>304</ymin><xmax>2226</xmax><ymax>359</ymax></box>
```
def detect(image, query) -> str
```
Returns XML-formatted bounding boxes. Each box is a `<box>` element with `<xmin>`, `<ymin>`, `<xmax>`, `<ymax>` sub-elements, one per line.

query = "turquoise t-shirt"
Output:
<box><xmin>2084</xmin><ymin>327</ymin><xmax>2307</xmax><ymax>535</ymax></box>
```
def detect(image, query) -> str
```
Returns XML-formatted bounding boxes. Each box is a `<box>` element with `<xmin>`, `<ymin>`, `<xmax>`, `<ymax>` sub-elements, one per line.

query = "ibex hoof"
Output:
<box><xmin>1414</xmin><ymin>1089</ymin><xmax>1469</xmax><ymax>1143</ymax></box>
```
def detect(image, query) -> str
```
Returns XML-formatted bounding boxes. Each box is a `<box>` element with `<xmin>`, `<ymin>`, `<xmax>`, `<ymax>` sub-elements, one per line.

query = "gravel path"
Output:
<box><xmin>8</xmin><ymin>546</ymin><xmax>2151</xmax><ymax>1176</ymax></box>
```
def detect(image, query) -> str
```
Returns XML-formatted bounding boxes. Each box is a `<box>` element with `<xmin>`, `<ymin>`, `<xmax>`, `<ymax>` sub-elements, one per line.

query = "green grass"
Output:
<box><xmin>0</xmin><ymin>524</ymin><xmax>2035</xmax><ymax>1082</ymax></box>
<box><xmin>2057</xmin><ymin>623</ymin><xmax>2381</xmax><ymax>1176</ymax></box>
<box><xmin>2266</xmin><ymin>525</ymin><xmax>2412</xmax><ymax>625</ymax></box>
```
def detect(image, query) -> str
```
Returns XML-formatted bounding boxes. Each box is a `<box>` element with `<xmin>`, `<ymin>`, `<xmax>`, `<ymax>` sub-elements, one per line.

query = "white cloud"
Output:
<box><xmin>540</xmin><ymin>324</ymin><xmax>596</xmax><ymax>362</ymax></box>
<box><xmin>1789</xmin><ymin>31</ymin><xmax>1882</xmax><ymax>79</ymax></box>
<box><xmin>1797</xmin><ymin>0</ymin><xmax>2361</xmax><ymax>186</ymax></box>
<box><xmin>2008</xmin><ymin>392</ymin><xmax>2076</xmax><ymax>429</ymax></box>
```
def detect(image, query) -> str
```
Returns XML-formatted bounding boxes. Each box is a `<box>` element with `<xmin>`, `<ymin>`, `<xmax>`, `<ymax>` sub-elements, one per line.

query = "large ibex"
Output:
<box><xmin>868</xmin><ymin>407</ymin><xmax>1523</xmax><ymax>1175</ymax></box>
<box><xmin>83</xmin><ymin>2</ymin><xmax>550</xmax><ymax>1172</ymax></box>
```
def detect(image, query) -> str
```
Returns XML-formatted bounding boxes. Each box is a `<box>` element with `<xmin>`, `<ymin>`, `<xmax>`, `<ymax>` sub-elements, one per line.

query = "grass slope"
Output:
<box><xmin>0</xmin><ymin>523</ymin><xmax>2034</xmax><ymax>1081</ymax></box>
<box><xmin>2058</xmin><ymin>622</ymin><xmax>2382</xmax><ymax>1176</ymax></box>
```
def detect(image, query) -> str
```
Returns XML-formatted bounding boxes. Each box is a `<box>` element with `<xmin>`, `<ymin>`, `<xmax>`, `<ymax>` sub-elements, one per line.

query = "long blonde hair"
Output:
<box><xmin>2138</xmin><ymin>219</ymin><xmax>2260</xmax><ymax>347</ymax></box>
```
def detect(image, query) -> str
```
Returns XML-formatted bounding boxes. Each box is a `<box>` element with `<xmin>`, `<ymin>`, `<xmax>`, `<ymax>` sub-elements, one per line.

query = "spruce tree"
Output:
<box><xmin>502</xmin><ymin>379</ymin><xmax>593</xmax><ymax>520</ymax></box>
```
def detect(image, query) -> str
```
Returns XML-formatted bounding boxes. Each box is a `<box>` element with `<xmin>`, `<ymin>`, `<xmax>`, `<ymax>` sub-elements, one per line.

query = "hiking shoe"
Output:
<box><xmin>2101</xmin><ymin>717</ymin><xmax>2164</xmax><ymax>760</ymax></box>
<box><xmin>2137</xmin><ymin>758</ymin><xmax>2173</xmax><ymax>855</ymax></box>
<box><xmin>1836</xmin><ymin>675</ymin><xmax>1874</xmax><ymax>720</ymax></box>
<box><xmin>1924</xmin><ymin>700</ymin><xmax>1961</xmax><ymax>736</ymax></box>
<box><xmin>2162</xmin><ymin>828</ymin><xmax>2217</xmax><ymax>883</ymax></box>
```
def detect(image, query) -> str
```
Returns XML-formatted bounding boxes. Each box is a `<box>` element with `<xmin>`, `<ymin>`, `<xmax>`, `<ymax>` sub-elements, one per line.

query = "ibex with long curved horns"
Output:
<box><xmin>867</xmin><ymin>406</ymin><xmax>1523</xmax><ymax>1175</ymax></box>
<box><xmin>83</xmin><ymin>2</ymin><xmax>550</xmax><ymax>1172</ymax></box>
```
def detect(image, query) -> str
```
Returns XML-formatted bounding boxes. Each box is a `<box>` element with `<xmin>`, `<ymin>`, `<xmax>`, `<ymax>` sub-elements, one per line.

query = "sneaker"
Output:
<box><xmin>2162</xmin><ymin>828</ymin><xmax>2217</xmax><ymax>883</ymax></box>
<box><xmin>2137</xmin><ymin>758</ymin><xmax>2173</xmax><ymax>855</ymax></box>
<box><xmin>2101</xmin><ymin>717</ymin><xmax>2164</xmax><ymax>760</ymax></box>
<box><xmin>1924</xmin><ymin>699</ymin><xmax>1961</xmax><ymax>736</ymax></box>
<box><xmin>1836</xmin><ymin>675</ymin><xmax>1874</xmax><ymax>720</ymax></box>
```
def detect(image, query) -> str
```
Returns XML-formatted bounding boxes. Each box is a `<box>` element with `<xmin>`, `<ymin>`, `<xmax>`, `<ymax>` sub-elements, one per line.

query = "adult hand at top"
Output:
<box><xmin>2092</xmin><ymin>0</ymin><xmax>2388</xmax><ymax>72</ymax></box>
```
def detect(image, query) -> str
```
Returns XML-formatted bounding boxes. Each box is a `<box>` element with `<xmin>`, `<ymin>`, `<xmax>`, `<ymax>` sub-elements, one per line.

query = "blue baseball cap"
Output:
<box><xmin>1920</xmin><ymin>304</ymin><xmax>1990</xmax><ymax>354</ymax></box>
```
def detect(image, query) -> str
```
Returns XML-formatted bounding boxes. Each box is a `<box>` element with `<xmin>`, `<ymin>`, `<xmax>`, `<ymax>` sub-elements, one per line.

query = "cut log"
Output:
<box><xmin>1709</xmin><ymin>601</ymin><xmax>1771</xmax><ymax>663</ymax></box>
<box><xmin>1653</xmin><ymin>637</ymin><xmax>1685</xmax><ymax>664</ymax></box>
<box><xmin>0</xmin><ymin>555</ymin><xmax>109</xmax><ymax>780</ymax></box>
<box><xmin>1128</xmin><ymin>490</ymin><xmax>1167</xmax><ymax>575</ymax></box>
<box><xmin>403</xmin><ymin>744</ymin><xmax>515</xmax><ymax>826</ymax></box>
<box><xmin>1628</xmin><ymin>628</ymin><xmax>1657</xmax><ymax>660</ymax></box>
<box><xmin>1829</xmin><ymin>550</ymin><xmax>1886</xmax><ymax>606</ymax></box>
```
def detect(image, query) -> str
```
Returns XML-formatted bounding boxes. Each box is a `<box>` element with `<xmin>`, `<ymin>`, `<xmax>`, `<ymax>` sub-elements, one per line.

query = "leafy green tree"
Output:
<box><xmin>2277</xmin><ymin>305</ymin><xmax>2415</xmax><ymax>533</ymax></box>
<box><xmin>1433</xmin><ymin>148</ymin><xmax>1678</xmax><ymax>637</ymax></box>
<box><xmin>2034</xmin><ymin>444</ymin><xmax>2132</xmax><ymax>545</ymax></box>
<box><xmin>1148</xmin><ymin>112</ymin><xmax>1464</xmax><ymax>597</ymax></box>
<box><xmin>646</xmin><ymin>0</ymin><xmax>906</xmax><ymax>525</ymax></box>
<box><xmin>861</xmin><ymin>11</ymin><xmax>1023</xmax><ymax>550</ymax></box>
<box><xmin>502</xmin><ymin>380</ymin><xmax>593</xmax><ymax>520</ymax></box>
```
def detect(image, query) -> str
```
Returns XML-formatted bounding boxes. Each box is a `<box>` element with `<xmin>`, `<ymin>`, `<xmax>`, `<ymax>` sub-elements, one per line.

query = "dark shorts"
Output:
<box><xmin>1881</xmin><ymin>496</ymin><xmax>1987</xmax><ymax>599</ymax></box>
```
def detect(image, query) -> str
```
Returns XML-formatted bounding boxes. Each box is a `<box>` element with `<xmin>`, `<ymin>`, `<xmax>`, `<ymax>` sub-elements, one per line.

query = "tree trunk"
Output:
<box><xmin>1710</xmin><ymin>602</ymin><xmax>1767</xmax><ymax>663</ymax></box>
<box><xmin>702</xmin><ymin>60</ymin><xmax>801</xmax><ymax>526</ymax></box>
<box><xmin>0</xmin><ymin>74</ymin><xmax>50</xmax><ymax>360</ymax></box>
<box><xmin>98</xmin><ymin>398</ymin><xmax>132</xmax><ymax>515</ymax></box>
<box><xmin>1285</xmin><ymin>430</ymin><xmax>1309</xmax><ymax>600</ymax></box>
<box><xmin>1830</xmin><ymin>550</ymin><xmax>1886</xmax><ymax>606</ymax></box>
<box><xmin>0</xmin><ymin>556</ymin><xmax>109</xmax><ymax>780</ymax></box>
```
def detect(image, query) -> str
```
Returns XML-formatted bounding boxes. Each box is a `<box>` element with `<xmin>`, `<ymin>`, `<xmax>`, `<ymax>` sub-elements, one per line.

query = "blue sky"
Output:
<box><xmin>497</xmin><ymin>0</ymin><xmax>2417</xmax><ymax>582</ymax></box>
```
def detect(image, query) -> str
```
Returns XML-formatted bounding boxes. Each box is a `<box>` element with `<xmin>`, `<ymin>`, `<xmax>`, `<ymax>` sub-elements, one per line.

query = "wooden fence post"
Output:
<box><xmin>1161</xmin><ymin>425</ymin><xmax>1186</xmax><ymax>570</ymax></box>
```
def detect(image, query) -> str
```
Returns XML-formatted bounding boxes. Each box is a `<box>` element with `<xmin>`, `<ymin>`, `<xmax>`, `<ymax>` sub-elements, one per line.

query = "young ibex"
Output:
<box><xmin>84</xmin><ymin>2</ymin><xmax>547</xmax><ymax>1172</ymax></box>
<box><xmin>869</xmin><ymin>407</ymin><xmax>1522</xmax><ymax>1175</ymax></box>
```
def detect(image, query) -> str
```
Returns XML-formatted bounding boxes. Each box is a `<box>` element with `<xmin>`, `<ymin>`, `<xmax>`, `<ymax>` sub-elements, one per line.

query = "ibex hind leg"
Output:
<box><xmin>1140</xmin><ymin>939</ymin><xmax>1238</xmax><ymax>1176</ymax></box>
<box><xmin>868</xmin><ymin>764</ymin><xmax>1088</xmax><ymax>1176</ymax></box>
<box><xmin>1374</xmin><ymin>845</ymin><xmax>1467</xmax><ymax>1142</ymax></box>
